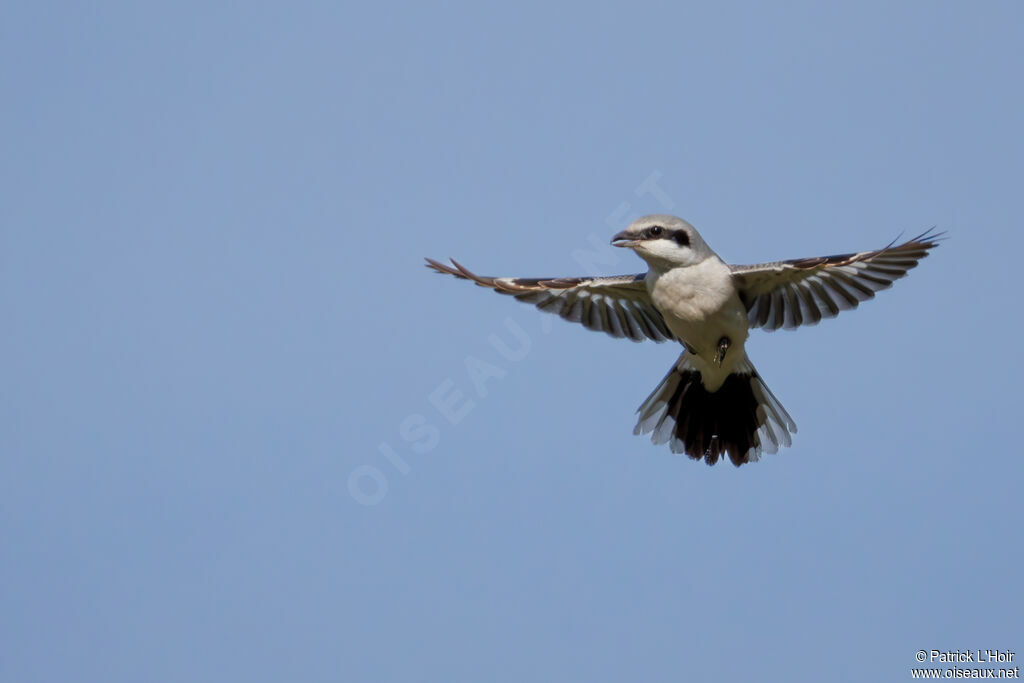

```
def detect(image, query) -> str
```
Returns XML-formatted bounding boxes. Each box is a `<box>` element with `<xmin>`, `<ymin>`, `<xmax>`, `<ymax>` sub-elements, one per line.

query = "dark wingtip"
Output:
<box><xmin>904</xmin><ymin>226</ymin><xmax>947</xmax><ymax>248</ymax></box>
<box><xmin>920</xmin><ymin>226</ymin><xmax>948</xmax><ymax>244</ymax></box>
<box><xmin>424</xmin><ymin>257</ymin><xmax>460</xmax><ymax>276</ymax></box>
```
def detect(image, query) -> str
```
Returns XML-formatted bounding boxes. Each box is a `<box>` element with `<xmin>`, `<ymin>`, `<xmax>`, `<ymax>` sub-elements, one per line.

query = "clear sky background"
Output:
<box><xmin>2</xmin><ymin>2</ymin><xmax>1022</xmax><ymax>682</ymax></box>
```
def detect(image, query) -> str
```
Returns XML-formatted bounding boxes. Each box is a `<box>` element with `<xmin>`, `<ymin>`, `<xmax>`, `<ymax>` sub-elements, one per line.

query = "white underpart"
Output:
<box><xmin>645</xmin><ymin>256</ymin><xmax>750</xmax><ymax>391</ymax></box>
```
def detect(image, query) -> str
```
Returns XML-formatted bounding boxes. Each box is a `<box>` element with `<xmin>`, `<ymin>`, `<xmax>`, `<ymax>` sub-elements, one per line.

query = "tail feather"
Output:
<box><xmin>634</xmin><ymin>353</ymin><xmax>796</xmax><ymax>466</ymax></box>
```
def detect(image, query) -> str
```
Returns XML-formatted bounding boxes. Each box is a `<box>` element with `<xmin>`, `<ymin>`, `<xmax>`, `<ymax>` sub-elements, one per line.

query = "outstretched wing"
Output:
<box><xmin>729</xmin><ymin>229</ymin><xmax>943</xmax><ymax>331</ymax></box>
<box><xmin>425</xmin><ymin>258</ymin><xmax>674</xmax><ymax>342</ymax></box>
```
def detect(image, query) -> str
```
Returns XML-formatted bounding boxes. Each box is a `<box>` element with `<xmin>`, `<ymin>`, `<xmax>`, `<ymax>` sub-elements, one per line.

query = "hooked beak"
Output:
<box><xmin>610</xmin><ymin>230</ymin><xmax>639</xmax><ymax>248</ymax></box>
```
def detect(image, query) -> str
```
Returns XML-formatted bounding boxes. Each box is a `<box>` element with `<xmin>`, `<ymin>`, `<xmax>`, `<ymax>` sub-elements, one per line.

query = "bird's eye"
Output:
<box><xmin>648</xmin><ymin>225</ymin><xmax>664</xmax><ymax>237</ymax></box>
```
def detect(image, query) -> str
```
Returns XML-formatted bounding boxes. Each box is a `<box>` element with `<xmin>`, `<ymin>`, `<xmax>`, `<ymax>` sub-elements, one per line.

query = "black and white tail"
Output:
<box><xmin>634</xmin><ymin>353</ymin><xmax>797</xmax><ymax>466</ymax></box>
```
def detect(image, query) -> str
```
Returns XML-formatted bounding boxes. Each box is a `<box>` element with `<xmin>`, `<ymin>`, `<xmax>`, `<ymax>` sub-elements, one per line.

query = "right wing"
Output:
<box><xmin>425</xmin><ymin>258</ymin><xmax>674</xmax><ymax>342</ymax></box>
<box><xmin>729</xmin><ymin>229</ymin><xmax>943</xmax><ymax>331</ymax></box>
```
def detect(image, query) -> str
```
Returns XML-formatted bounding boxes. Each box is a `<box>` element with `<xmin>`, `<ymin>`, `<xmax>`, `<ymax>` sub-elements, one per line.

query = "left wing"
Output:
<box><xmin>425</xmin><ymin>258</ymin><xmax>675</xmax><ymax>342</ymax></box>
<box><xmin>730</xmin><ymin>229</ymin><xmax>943</xmax><ymax>331</ymax></box>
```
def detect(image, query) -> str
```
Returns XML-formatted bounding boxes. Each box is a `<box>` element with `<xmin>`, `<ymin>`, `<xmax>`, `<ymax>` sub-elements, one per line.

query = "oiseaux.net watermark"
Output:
<box><xmin>347</xmin><ymin>171</ymin><xmax>676</xmax><ymax>506</ymax></box>
<box><xmin>910</xmin><ymin>649</ymin><xmax>1018</xmax><ymax>679</ymax></box>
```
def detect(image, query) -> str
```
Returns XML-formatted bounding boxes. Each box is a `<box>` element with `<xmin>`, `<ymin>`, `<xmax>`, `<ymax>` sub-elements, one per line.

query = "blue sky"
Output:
<box><xmin>2</xmin><ymin>2</ymin><xmax>1022</xmax><ymax>681</ymax></box>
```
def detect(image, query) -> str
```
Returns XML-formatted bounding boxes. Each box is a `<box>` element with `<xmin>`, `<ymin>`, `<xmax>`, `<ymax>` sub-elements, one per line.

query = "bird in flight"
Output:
<box><xmin>426</xmin><ymin>215</ymin><xmax>941</xmax><ymax>466</ymax></box>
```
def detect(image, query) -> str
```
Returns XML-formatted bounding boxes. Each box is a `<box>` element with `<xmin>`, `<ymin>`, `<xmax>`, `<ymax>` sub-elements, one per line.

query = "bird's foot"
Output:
<box><xmin>714</xmin><ymin>336</ymin><xmax>730</xmax><ymax>367</ymax></box>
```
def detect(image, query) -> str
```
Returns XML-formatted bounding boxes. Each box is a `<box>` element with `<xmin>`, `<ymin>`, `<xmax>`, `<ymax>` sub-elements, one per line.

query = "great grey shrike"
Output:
<box><xmin>426</xmin><ymin>215</ymin><xmax>941</xmax><ymax>466</ymax></box>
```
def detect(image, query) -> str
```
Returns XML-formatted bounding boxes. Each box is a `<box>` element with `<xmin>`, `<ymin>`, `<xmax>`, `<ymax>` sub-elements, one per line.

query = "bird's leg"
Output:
<box><xmin>714</xmin><ymin>336</ymin><xmax>730</xmax><ymax>367</ymax></box>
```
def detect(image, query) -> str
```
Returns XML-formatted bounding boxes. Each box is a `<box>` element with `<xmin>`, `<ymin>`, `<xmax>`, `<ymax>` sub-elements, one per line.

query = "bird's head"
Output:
<box><xmin>610</xmin><ymin>215</ymin><xmax>715</xmax><ymax>269</ymax></box>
